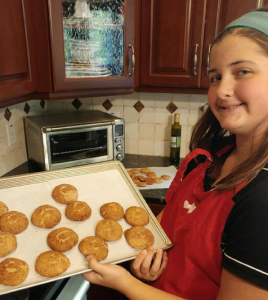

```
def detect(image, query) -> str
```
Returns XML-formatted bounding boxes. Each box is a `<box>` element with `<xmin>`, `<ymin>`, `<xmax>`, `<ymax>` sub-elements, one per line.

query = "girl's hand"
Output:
<box><xmin>82</xmin><ymin>255</ymin><xmax>132</xmax><ymax>292</ymax></box>
<box><xmin>130</xmin><ymin>247</ymin><xmax>168</xmax><ymax>282</ymax></box>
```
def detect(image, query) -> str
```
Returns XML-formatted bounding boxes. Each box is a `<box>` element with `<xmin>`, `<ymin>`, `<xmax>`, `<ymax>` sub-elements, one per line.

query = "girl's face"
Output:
<box><xmin>208</xmin><ymin>35</ymin><xmax>268</xmax><ymax>139</ymax></box>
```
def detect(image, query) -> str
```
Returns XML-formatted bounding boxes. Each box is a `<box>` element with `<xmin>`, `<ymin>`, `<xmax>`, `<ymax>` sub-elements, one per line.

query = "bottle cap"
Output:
<box><xmin>174</xmin><ymin>114</ymin><xmax>180</xmax><ymax>123</ymax></box>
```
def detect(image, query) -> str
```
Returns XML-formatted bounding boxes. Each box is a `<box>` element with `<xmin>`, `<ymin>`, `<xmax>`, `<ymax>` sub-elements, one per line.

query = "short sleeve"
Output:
<box><xmin>221</xmin><ymin>170</ymin><xmax>268</xmax><ymax>290</ymax></box>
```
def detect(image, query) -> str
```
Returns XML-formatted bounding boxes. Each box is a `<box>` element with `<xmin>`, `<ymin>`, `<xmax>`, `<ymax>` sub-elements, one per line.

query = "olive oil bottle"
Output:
<box><xmin>170</xmin><ymin>114</ymin><xmax>181</xmax><ymax>165</ymax></box>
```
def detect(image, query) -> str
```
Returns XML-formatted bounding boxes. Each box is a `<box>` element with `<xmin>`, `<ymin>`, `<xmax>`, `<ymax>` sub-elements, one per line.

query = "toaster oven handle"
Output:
<box><xmin>42</xmin><ymin>122</ymin><xmax>112</xmax><ymax>132</ymax></box>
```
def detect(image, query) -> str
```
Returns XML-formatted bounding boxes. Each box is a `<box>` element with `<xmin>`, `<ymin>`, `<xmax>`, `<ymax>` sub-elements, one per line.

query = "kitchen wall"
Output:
<box><xmin>0</xmin><ymin>92</ymin><xmax>207</xmax><ymax>177</ymax></box>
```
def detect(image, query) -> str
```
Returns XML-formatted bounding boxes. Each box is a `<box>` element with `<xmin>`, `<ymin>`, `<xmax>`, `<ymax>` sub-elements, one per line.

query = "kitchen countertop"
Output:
<box><xmin>2</xmin><ymin>155</ymin><xmax>179</xmax><ymax>204</ymax></box>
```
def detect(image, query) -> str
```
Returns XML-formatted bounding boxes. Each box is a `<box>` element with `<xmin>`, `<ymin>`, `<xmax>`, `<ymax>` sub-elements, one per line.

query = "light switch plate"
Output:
<box><xmin>6</xmin><ymin>122</ymin><xmax>17</xmax><ymax>146</ymax></box>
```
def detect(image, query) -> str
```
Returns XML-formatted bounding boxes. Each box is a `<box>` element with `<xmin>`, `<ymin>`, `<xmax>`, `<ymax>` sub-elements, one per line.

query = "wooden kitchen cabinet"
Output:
<box><xmin>200</xmin><ymin>0</ymin><xmax>268</xmax><ymax>88</ymax></box>
<box><xmin>0</xmin><ymin>0</ymin><xmax>36</xmax><ymax>108</ymax></box>
<box><xmin>136</xmin><ymin>0</ymin><xmax>268</xmax><ymax>93</ymax></box>
<box><xmin>30</xmin><ymin>0</ymin><xmax>135</xmax><ymax>100</ymax></box>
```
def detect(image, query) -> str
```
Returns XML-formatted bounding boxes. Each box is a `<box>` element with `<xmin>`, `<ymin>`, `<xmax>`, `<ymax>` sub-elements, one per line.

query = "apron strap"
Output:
<box><xmin>165</xmin><ymin>148</ymin><xmax>212</xmax><ymax>203</ymax></box>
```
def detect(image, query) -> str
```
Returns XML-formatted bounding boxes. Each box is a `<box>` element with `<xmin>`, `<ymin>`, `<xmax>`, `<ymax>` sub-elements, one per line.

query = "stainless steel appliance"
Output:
<box><xmin>24</xmin><ymin>110</ymin><xmax>125</xmax><ymax>171</ymax></box>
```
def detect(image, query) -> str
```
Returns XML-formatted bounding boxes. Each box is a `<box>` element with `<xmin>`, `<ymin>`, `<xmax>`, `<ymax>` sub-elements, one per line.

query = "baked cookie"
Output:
<box><xmin>31</xmin><ymin>205</ymin><xmax>61</xmax><ymax>229</ymax></box>
<box><xmin>0</xmin><ymin>201</ymin><xmax>8</xmax><ymax>217</ymax></box>
<box><xmin>132</xmin><ymin>177</ymin><xmax>140</xmax><ymax>184</ymax></box>
<box><xmin>78</xmin><ymin>236</ymin><xmax>108</xmax><ymax>261</ymax></box>
<box><xmin>130</xmin><ymin>169</ymin><xmax>140</xmax><ymax>174</ymax></box>
<box><xmin>52</xmin><ymin>184</ymin><xmax>78</xmax><ymax>204</ymax></box>
<box><xmin>95</xmin><ymin>219</ymin><xmax>123</xmax><ymax>242</ymax></box>
<box><xmin>137</xmin><ymin>181</ymin><xmax>147</xmax><ymax>187</ymax></box>
<box><xmin>140</xmin><ymin>168</ymin><xmax>151</xmax><ymax>174</ymax></box>
<box><xmin>0</xmin><ymin>232</ymin><xmax>17</xmax><ymax>258</ymax></box>
<box><xmin>47</xmin><ymin>227</ymin><xmax>78</xmax><ymax>252</ymax></box>
<box><xmin>0</xmin><ymin>211</ymin><xmax>28</xmax><ymax>234</ymax></box>
<box><xmin>145</xmin><ymin>177</ymin><xmax>155</xmax><ymax>185</ymax></box>
<box><xmin>138</xmin><ymin>175</ymin><xmax>146</xmax><ymax>182</ymax></box>
<box><xmin>161</xmin><ymin>175</ymin><xmax>171</xmax><ymax>180</ymax></box>
<box><xmin>155</xmin><ymin>177</ymin><xmax>164</xmax><ymax>184</ymax></box>
<box><xmin>124</xmin><ymin>226</ymin><xmax>154</xmax><ymax>249</ymax></box>
<box><xmin>124</xmin><ymin>206</ymin><xmax>149</xmax><ymax>226</ymax></box>
<box><xmin>0</xmin><ymin>258</ymin><xmax>29</xmax><ymax>286</ymax></box>
<box><xmin>35</xmin><ymin>250</ymin><xmax>70</xmax><ymax>277</ymax></box>
<box><xmin>147</xmin><ymin>172</ymin><xmax>157</xmax><ymax>179</ymax></box>
<box><xmin>65</xmin><ymin>201</ymin><xmax>91</xmax><ymax>221</ymax></box>
<box><xmin>100</xmin><ymin>202</ymin><xmax>124</xmax><ymax>221</ymax></box>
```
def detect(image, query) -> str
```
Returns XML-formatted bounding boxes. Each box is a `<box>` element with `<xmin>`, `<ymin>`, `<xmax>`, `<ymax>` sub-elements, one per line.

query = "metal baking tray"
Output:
<box><xmin>0</xmin><ymin>161</ymin><xmax>173</xmax><ymax>296</ymax></box>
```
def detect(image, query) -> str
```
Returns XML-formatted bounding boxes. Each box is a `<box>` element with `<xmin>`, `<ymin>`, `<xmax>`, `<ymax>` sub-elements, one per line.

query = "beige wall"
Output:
<box><xmin>0</xmin><ymin>92</ymin><xmax>207</xmax><ymax>176</ymax></box>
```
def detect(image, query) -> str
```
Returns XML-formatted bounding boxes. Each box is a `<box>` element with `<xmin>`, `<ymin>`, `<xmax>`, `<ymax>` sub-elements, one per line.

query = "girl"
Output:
<box><xmin>83</xmin><ymin>7</ymin><xmax>268</xmax><ymax>300</ymax></box>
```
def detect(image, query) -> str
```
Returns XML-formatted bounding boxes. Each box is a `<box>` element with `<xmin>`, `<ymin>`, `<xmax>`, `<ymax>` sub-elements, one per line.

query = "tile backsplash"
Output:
<box><xmin>0</xmin><ymin>92</ymin><xmax>207</xmax><ymax>177</ymax></box>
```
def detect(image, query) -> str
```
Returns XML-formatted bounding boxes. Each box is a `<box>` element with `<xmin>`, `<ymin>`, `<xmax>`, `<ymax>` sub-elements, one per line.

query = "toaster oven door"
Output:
<box><xmin>45</xmin><ymin>125</ymin><xmax>113</xmax><ymax>170</ymax></box>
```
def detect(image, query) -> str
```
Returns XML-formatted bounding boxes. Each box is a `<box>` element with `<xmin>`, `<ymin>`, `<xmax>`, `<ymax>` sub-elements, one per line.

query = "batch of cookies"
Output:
<box><xmin>0</xmin><ymin>183</ymin><xmax>155</xmax><ymax>288</ymax></box>
<box><xmin>128</xmin><ymin>168</ymin><xmax>171</xmax><ymax>187</ymax></box>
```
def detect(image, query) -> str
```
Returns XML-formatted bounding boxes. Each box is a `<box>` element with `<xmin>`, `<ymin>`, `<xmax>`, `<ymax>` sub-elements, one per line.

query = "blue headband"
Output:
<box><xmin>224</xmin><ymin>11</ymin><xmax>268</xmax><ymax>37</ymax></box>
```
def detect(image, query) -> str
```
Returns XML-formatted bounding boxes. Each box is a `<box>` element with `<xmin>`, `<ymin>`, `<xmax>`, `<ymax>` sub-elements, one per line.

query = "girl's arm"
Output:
<box><xmin>216</xmin><ymin>269</ymin><xmax>268</xmax><ymax>300</ymax></box>
<box><xmin>83</xmin><ymin>255</ymin><xmax>185</xmax><ymax>300</ymax></box>
<box><xmin>83</xmin><ymin>256</ymin><xmax>268</xmax><ymax>300</ymax></box>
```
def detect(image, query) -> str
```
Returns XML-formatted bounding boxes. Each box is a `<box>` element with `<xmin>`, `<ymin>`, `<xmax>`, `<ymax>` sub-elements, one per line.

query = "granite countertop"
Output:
<box><xmin>2</xmin><ymin>155</ymin><xmax>179</xmax><ymax>204</ymax></box>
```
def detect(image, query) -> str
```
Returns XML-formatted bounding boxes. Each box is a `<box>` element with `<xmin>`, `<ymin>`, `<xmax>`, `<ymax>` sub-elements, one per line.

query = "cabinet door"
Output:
<box><xmin>138</xmin><ymin>0</ymin><xmax>207</xmax><ymax>88</ymax></box>
<box><xmin>48</xmin><ymin>0</ymin><xmax>135</xmax><ymax>93</ymax></box>
<box><xmin>200</xmin><ymin>0</ymin><xmax>268</xmax><ymax>88</ymax></box>
<box><xmin>0</xmin><ymin>0</ymin><xmax>35</xmax><ymax>106</ymax></box>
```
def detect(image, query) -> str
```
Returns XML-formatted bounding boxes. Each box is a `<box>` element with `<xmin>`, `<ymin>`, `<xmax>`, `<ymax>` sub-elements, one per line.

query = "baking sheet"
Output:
<box><xmin>127</xmin><ymin>166</ymin><xmax>177</xmax><ymax>190</ymax></box>
<box><xmin>0</xmin><ymin>161</ymin><xmax>172</xmax><ymax>296</ymax></box>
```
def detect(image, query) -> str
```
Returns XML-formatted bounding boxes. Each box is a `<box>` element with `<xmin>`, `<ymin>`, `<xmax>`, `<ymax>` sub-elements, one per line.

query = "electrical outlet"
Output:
<box><xmin>6</xmin><ymin>122</ymin><xmax>17</xmax><ymax>146</ymax></box>
<box><xmin>107</xmin><ymin>111</ymin><xmax>120</xmax><ymax>117</ymax></box>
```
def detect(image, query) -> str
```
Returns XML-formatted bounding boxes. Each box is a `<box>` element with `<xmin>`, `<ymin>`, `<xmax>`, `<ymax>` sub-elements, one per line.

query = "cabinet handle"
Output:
<box><xmin>128</xmin><ymin>44</ymin><xmax>135</xmax><ymax>76</ymax></box>
<box><xmin>206</xmin><ymin>44</ymin><xmax>212</xmax><ymax>76</ymax></box>
<box><xmin>193</xmin><ymin>44</ymin><xmax>199</xmax><ymax>76</ymax></box>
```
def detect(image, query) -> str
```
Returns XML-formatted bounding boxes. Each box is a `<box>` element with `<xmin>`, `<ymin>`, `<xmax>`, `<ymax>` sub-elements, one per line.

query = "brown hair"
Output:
<box><xmin>189</xmin><ymin>7</ymin><xmax>268</xmax><ymax>193</ymax></box>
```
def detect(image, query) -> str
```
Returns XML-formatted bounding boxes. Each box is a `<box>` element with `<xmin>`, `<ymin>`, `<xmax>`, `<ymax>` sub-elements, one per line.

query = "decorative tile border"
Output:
<box><xmin>0</xmin><ymin>93</ymin><xmax>207</xmax><ymax>176</ymax></box>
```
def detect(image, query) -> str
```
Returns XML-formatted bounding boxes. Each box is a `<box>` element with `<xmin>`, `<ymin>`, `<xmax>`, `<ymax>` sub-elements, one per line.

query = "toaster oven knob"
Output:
<box><xmin>115</xmin><ymin>138</ymin><xmax>119</xmax><ymax>143</ymax></box>
<box><xmin>116</xmin><ymin>144</ymin><xmax>123</xmax><ymax>151</ymax></box>
<box><xmin>116</xmin><ymin>153</ymin><xmax>123</xmax><ymax>160</ymax></box>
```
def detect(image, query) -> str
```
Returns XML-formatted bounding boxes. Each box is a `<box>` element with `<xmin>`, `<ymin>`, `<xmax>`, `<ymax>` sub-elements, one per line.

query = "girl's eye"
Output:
<box><xmin>237</xmin><ymin>69</ymin><xmax>250</xmax><ymax>76</ymax></box>
<box><xmin>209</xmin><ymin>75</ymin><xmax>221</xmax><ymax>83</ymax></box>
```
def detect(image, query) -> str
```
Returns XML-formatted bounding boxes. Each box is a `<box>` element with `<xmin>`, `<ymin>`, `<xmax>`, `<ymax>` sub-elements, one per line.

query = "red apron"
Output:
<box><xmin>152</xmin><ymin>147</ymin><xmax>244</xmax><ymax>300</ymax></box>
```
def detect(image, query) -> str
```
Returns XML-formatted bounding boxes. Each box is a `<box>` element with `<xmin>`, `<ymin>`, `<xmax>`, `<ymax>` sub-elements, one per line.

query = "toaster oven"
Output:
<box><xmin>24</xmin><ymin>110</ymin><xmax>125</xmax><ymax>171</ymax></box>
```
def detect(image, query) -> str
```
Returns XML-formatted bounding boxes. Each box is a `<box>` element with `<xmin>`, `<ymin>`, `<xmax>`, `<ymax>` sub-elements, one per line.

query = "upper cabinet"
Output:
<box><xmin>0</xmin><ymin>0</ymin><xmax>36</xmax><ymax>108</ymax></box>
<box><xmin>136</xmin><ymin>0</ymin><xmax>268</xmax><ymax>93</ymax></box>
<box><xmin>31</xmin><ymin>0</ymin><xmax>135</xmax><ymax>99</ymax></box>
<box><xmin>200</xmin><ymin>0</ymin><xmax>268</xmax><ymax>88</ymax></box>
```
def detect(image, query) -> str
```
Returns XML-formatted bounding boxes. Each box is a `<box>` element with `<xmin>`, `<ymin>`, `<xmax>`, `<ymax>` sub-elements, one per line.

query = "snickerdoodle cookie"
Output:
<box><xmin>31</xmin><ymin>205</ymin><xmax>61</xmax><ymax>229</ymax></box>
<box><xmin>100</xmin><ymin>202</ymin><xmax>124</xmax><ymax>221</ymax></box>
<box><xmin>0</xmin><ymin>211</ymin><xmax>29</xmax><ymax>234</ymax></box>
<box><xmin>0</xmin><ymin>232</ymin><xmax>17</xmax><ymax>258</ymax></box>
<box><xmin>52</xmin><ymin>184</ymin><xmax>78</xmax><ymax>204</ymax></box>
<box><xmin>0</xmin><ymin>258</ymin><xmax>29</xmax><ymax>286</ymax></box>
<box><xmin>35</xmin><ymin>250</ymin><xmax>70</xmax><ymax>277</ymax></box>
<box><xmin>124</xmin><ymin>206</ymin><xmax>149</xmax><ymax>226</ymax></box>
<box><xmin>78</xmin><ymin>236</ymin><xmax>108</xmax><ymax>261</ymax></box>
<box><xmin>155</xmin><ymin>177</ymin><xmax>164</xmax><ymax>183</ymax></box>
<box><xmin>95</xmin><ymin>219</ymin><xmax>123</xmax><ymax>242</ymax></box>
<box><xmin>65</xmin><ymin>201</ymin><xmax>91</xmax><ymax>221</ymax></box>
<box><xmin>47</xmin><ymin>227</ymin><xmax>78</xmax><ymax>252</ymax></box>
<box><xmin>0</xmin><ymin>201</ymin><xmax>8</xmax><ymax>217</ymax></box>
<box><xmin>130</xmin><ymin>169</ymin><xmax>140</xmax><ymax>174</ymax></box>
<box><xmin>161</xmin><ymin>175</ymin><xmax>171</xmax><ymax>180</ymax></box>
<box><xmin>124</xmin><ymin>226</ymin><xmax>154</xmax><ymax>249</ymax></box>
